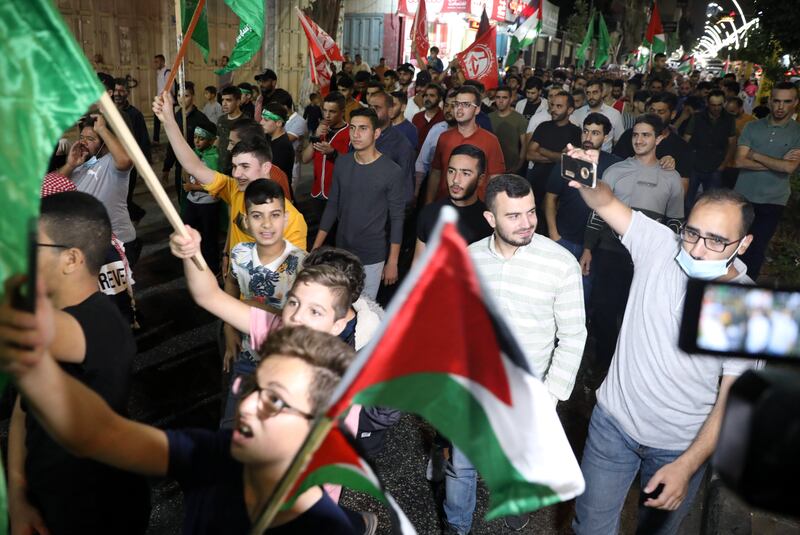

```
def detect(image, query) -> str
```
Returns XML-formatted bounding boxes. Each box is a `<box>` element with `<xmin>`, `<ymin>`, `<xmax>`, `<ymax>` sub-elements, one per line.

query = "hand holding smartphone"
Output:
<box><xmin>561</xmin><ymin>153</ymin><xmax>597</xmax><ymax>188</ymax></box>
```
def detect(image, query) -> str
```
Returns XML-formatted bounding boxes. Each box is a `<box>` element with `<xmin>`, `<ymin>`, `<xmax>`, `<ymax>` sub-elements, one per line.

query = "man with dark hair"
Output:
<box><xmin>365</xmin><ymin>80</ymin><xmax>384</xmax><ymax>101</ymax></box>
<box><xmin>217</xmin><ymin>85</ymin><xmax>244</xmax><ymax>175</ymax></box>
<box><xmin>382</xmin><ymin>69</ymin><xmax>399</xmax><ymax>92</ymax></box>
<box><xmin>388</xmin><ymin>90</ymin><xmax>418</xmax><ymax>149</ymax></box>
<box><xmin>412</xmin><ymin>83</ymin><xmax>445</xmax><ymax>149</ymax></box>
<box><xmin>415</xmin><ymin>91</ymin><xmax>457</xmax><ymax>198</ymax></box>
<box><xmin>60</xmin><ymin>112</ymin><xmax>141</xmax><ymax>266</ymax></box>
<box><xmin>162</xmin><ymin>81</ymin><xmax>216</xmax><ymax>210</ymax></box>
<box><xmin>526</xmin><ymin>90</ymin><xmax>581</xmax><ymax>236</ymax></box>
<box><xmin>397</xmin><ymin>64</ymin><xmax>414</xmax><ymax>94</ymax></box>
<box><xmin>648</xmin><ymin>52</ymin><xmax>672</xmax><ymax>88</ymax></box>
<box><xmin>266</xmin><ymin>89</ymin><xmax>308</xmax><ymax>187</ymax></box>
<box><xmin>254</xmin><ymin>68</ymin><xmax>278</xmax><ymax>118</ymax></box>
<box><xmin>367</xmin><ymin>91</ymin><xmax>417</xmax><ymax>204</ymax></box>
<box><xmin>570</xmin><ymin>79</ymin><xmax>624</xmax><ymax>150</ymax></box>
<box><xmin>237</xmin><ymin>82</ymin><xmax>256</xmax><ymax>118</ymax></box>
<box><xmin>491</xmin><ymin>85</ymin><xmax>529</xmax><ymax>174</ymax></box>
<box><xmin>614</xmin><ymin>92</ymin><xmax>693</xmax><ymax>190</ymax></box>
<box><xmin>373</xmin><ymin>57</ymin><xmax>388</xmax><ymax>81</ymax></box>
<box><xmin>113</xmin><ymin>78</ymin><xmax>150</xmax><ymax>224</ymax></box>
<box><xmin>582</xmin><ymin>114</ymin><xmax>684</xmax><ymax>387</ymax></box>
<box><xmin>337</xmin><ymin>76</ymin><xmax>365</xmax><ymax>122</ymax></box>
<box><xmin>425</xmin><ymin>85</ymin><xmax>505</xmax><ymax>205</ymax></box>
<box><xmin>260</xmin><ymin>102</ymin><xmax>295</xmax><ymax>182</ymax></box>
<box><xmin>216</xmin><ymin>54</ymin><xmax>233</xmax><ymax>93</ymax></box>
<box><xmin>683</xmin><ymin>89</ymin><xmax>737</xmax><ymax>209</ymax></box>
<box><xmin>202</xmin><ymin>85</ymin><xmax>223</xmax><ymax>124</ymax></box>
<box><xmin>572</xmin><ymin>88</ymin><xmax>587</xmax><ymax>110</ymax></box>
<box><xmin>427</xmin><ymin>46</ymin><xmax>444</xmax><ymax>73</ymax></box>
<box><xmin>734</xmin><ymin>81</ymin><xmax>800</xmax><ymax>279</ymax></box>
<box><xmin>152</xmin><ymin>53</ymin><xmax>171</xmax><ymax>143</ymax></box>
<box><xmin>545</xmin><ymin>112</ymin><xmax>621</xmax><ymax>306</ymax></box>
<box><xmin>567</xmin><ymin>158</ymin><xmax>759</xmax><ymax>534</ymax></box>
<box><xmin>313</xmin><ymin>108</ymin><xmax>405</xmax><ymax>300</ymax></box>
<box><xmin>302</xmin><ymin>91</ymin><xmax>350</xmax><ymax>202</ymax></box>
<box><xmin>415</xmin><ymin>144</ymin><xmax>492</xmax><ymax>261</ymax></box>
<box><xmin>721</xmin><ymin>96</ymin><xmax>755</xmax><ymax>189</ymax></box>
<box><xmin>8</xmin><ymin>191</ymin><xmax>149</xmax><ymax>535</ymax></box>
<box><xmin>353</xmin><ymin>53</ymin><xmax>370</xmax><ymax>74</ymax></box>
<box><xmin>154</xmin><ymin>91</ymin><xmax>307</xmax><ymax>253</ymax></box>
<box><xmin>467</xmin><ymin>174</ymin><xmax>586</xmax><ymax>531</ymax></box>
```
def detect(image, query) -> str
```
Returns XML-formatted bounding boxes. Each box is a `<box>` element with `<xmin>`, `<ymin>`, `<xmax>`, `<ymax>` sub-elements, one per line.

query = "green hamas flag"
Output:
<box><xmin>575</xmin><ymin>11</ymin><xmax>595</xmax><ymax>69</ymax></box>
<box><xmin>0</xmin><ymin>0</ymin><xmax>103</xmax><ymax>530</ymax></box>
<box><xmin>594</xmin><ymin>13</ymin><xmax>611</xmax><ymax>69</ymax></box>
<box><xmin>181</xmin><ymin>0</ymin><xmax>210</xmax><ymax>61</ymax></box>
<box><xmin>216</xmin><ymin>0</ymin><xmax>264</xmax><ymax>74</ymax></box>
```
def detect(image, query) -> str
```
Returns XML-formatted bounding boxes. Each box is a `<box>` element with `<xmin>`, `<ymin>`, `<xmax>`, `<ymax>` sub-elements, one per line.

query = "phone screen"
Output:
<box><xmin>688</xmin><ymin>282</ymin><xmax>800</xmax><ymax>359</ymax></box>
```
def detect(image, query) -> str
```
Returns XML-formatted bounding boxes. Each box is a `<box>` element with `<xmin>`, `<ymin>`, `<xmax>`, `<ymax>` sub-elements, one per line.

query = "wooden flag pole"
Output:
<box><xmin>174</xmin><ymin>0</ymin><xmax>189</xmax><ymax>187</ymax></box>
<box><xmin>97</xmin><ymin>92</ymin><xmax>207</xmax><ymax>271</ymax></box>
<box><xmin>164</xmin><ymin>0</ymin><xmax>206</xmax><ymax>93</ymax></box>
<box><xmin>249</xmin><ymin>418</ymin><xmax>334</xmax><ymax>534</ymax></box>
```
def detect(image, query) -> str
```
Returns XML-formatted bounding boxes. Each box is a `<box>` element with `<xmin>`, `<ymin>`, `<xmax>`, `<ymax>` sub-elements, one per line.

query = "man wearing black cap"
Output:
<box><xmin>254</xmin><ymin>68</ymin><xmax>278</xmax><ymax>118</ymax></box>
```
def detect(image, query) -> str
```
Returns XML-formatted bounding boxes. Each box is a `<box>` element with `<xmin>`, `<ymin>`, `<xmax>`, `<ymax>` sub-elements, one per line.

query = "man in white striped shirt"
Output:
<box><xmin>465</xmin><ymin>174</ymin><xmax>587</xmax><ymax>531</ymax></box>
<box><xmin>469</xmin><ymin>174</ymin><xmax>587</xmax><ymax>402</ymax></box>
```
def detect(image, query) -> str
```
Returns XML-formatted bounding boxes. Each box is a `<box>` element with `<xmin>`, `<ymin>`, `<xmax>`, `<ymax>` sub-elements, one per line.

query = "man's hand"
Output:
<box><xmin>222</xmin><ymin>323</ymin><xmax>241</xmax><ymax>373</ymax></box>
<box><xmin>565</xmin><ymin>143</ymin><xmax>600</xmax><ymax>165</ymax></box>
<box><xmin>152</xmin><ymin>92</ymin><xmax>176</xmax><ymax>125</ymax></box>
<box><xmin>382</xmin><ymin>262</ymin><xmax>399</xmax><ymax>286</ymax></box>
<box><xmin>316</xmin><ymin>123</ymin><xmax>330</xmax><ymax>138</ymax></box>
<box><xmin>169</xmin><ymin>225</ymin><xmax>202</xmax><ymax>260</ymax></box>
<box><xmin>313</xmin><ymin>141</ymin><xmax>335</xmax><ymax>155</ymax></box>
<box><xmin>65</xmin><ymin>141</ymin><xmax>89</xmax><ymax>169</ymax></box>
<box><xmin>10</xmin><ymin>494</ymin><xmax>50</xmax><ymax>535</ymax></box>
<box><xmin>579</xmin><ymin>249</ymin><xmax>592</xmax><ymax>276</ymax></box>
<box><xmin>0</xmin><ymin>277</ymin><xmax>55</xmax><ymax>377</ymax></box>
<box><xmin>90</xmin><ymin>113</ymin><xmax>108</xmax><ymax>133</ymax></box>
<box><xmin>643</xmin><ymin>460</ymin><xmax>693</xmax><ymax>511</ymax></box>
<box><xmin>659</xmin><ymin>155</ymin><xmax>676</xmax><ymax>171</ymax></box>
<box><xmin>784</xmin><ymin>148</ymin><xmax>800</xmax><ymax>161</ymax></box>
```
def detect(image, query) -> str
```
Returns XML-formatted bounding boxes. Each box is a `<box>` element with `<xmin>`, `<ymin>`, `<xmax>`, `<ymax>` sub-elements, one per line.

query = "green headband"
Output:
<box><xmin>240</xmin><ymin>88</ymin><xmax>252</xmax><ymax>95</ymax></box>
<box><xmin>261</xmin><ymin>109</ymin><xmax>283</xmax><ymax>122</ymax></box>
<box><xmin>194</xmin><ymin>127</ymin><xmax>215</xmax><ymax>139</ymax></box>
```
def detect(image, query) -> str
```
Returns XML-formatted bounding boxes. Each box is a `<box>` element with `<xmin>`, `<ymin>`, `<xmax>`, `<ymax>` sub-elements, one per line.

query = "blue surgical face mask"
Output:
<box><xmin>75</xmin><ymin>141</ymin><xmax>104</xmax><ymax>172</ymax></box>
<box><xmin>676</xmin><ymin>243</ymin><xmax>742</xmax><ymax>280</ymax></box>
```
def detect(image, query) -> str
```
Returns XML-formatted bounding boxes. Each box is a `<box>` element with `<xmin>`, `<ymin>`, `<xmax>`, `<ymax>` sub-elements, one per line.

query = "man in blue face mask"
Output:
<box><xmin>561</xmin><ymin>150</ymin><xmax>760</xmax><ymax>535</ymax></box>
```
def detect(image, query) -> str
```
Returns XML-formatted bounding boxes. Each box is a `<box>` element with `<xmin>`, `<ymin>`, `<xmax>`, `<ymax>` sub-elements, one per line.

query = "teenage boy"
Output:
<box><xmin>313</xmin><ymin>108</ymin><xmax>405</xmax><ymax>300</ymax></box>
<box><xmin>9</xmin><ymin>192</ymin><xmax>150</xmax><ymax>535</ymax></box>
<box><xmin>217</xmin><ymin>86</ymin><xmax>244</xmax><ymax>175</ymax></box>
<box><xmin>222</xmin><ymin>180</ymin><xmax>307</xmax><ymax>427</ymax></box>
<box><xmin>183</xmin><ymin>124</ymin><xmax>222</xmax><ymax>274</ymax></box>
<box><xmin>489</xmin><ymin>85</ymin><xmax>528</xmax><ymax>173</ymax></box>
<box><xmin>301</xmin><ymin>92</ymin><xmax>351</xmax><ymax>202</ymax></box>
<box><xmin>0</xmin><ymin>293</ymin><xmax>360</xmax><ymax>534</ymax></box>
<box><xmin>203</xmin><ymin>85</ymin><xmax>223</xmax><ymax>124</ymax></box>
<box><xmin>260</xmin><ymin>102</ymin><xmax>295</xmax><ymax>181</ymax></box>
<box><xmin>153</xmin><ymin>91</ymin><xmax>307</xmax><ymax>252</ymax></box>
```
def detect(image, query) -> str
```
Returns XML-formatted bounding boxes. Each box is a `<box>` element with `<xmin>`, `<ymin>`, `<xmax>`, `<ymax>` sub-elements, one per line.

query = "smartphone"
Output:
<box><xmin>11</xmin><ymin>218</ymin><xmax>37</xmax><ymax>313</ymax></box>
<box><xmin>309</xmin><ymin>135</ymin><xmax>321</xmax><ymax>143</ymax></box>
<box><xmin>679</xmin><ymin>279</ymin><xmax>800</xmax><ymax>361</ymax></box>
<box><xmin>561</xmin><ymin>153</ymin><xmax>597</xmax><ymax>188</ymax></box>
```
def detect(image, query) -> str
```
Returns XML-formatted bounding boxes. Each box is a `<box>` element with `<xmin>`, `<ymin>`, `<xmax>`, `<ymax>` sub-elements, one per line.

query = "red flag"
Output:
<box><xmin>296</xmin><ymin>8</ymin><xmax>342</xmax><ymax>95</ymax></box>
<box><xmin>411</xmin><ymin>0</ymin><xmax>430</xmax><ymax>67</ymax></box>
<box><xmin>644</xmin><ymin>2</ymin><xmax>664</xmax><ymax>44</ymax></box>
<box><xmin>456</xmin><ymin>25</ymin><xmax>499</xmax><ymax>90</ymax></box>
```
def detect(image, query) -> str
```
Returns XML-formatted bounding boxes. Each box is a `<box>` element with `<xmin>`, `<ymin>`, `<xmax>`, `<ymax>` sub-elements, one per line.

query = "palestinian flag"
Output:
<box><xmin>677</xmin><ymin>55</ymin><xmax>694</xmax><ymax>74</ymax></box>
<box><xmin>284</xmin><ymin>422</ymin><xmax>417</xmax><ymax>534</ymax></box>
<box><xmin>643</xmin><ymin>2</ymin><xmax>666</xmax><ymax>56</ymax></box>
<box><xmin>506</xmin><ymin>0</ymin><xmax>542</xmax><ymax>67</ymax></box>
<box><xmin>326</xmin><ymin>207</ymin><xmax>585</xmax><ymax>519</ymax></box>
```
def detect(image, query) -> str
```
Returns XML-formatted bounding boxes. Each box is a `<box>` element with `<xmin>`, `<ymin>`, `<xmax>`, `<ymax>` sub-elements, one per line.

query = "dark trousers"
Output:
<box><xmin>721</xmin><ymin>167</ymin><xmax>740</xmax><ymax>189</ymax></box>
<box><xmin>184</xmin><ymin>201</ymin><xmax>222</xmax><ymax>274</ymax></box>
<box><xmin>686</xmin><ymin>169</ymin><xmax>722</xmax><ymax>211</ymax></box>
<box><xmin>152</xmin><ymin>115</ymin><xmax>161</xmax><ymax>143</ymax></box>
<box><xmin>124</xmin><ymin>238</ymin><xmax>143</xmax><ymax>268</ymax></box>
<box><xmin>739</xmin><ymin>203</ymin><xmax>784</xmax><ymax>280</ymax></box>
<box><xmin>589</xmin><ymin>248</ymin><xmax>634</xmax><ymax>384</ymax></box>
<box><xmin>126</xmin><ymin>168</ymin><xmax>146</xmax><ymax>223</ymax></box>
<box><xmin>526</xmin><ymin>167</ymin><xmax>550</xmax><ymax>237</ymax></box>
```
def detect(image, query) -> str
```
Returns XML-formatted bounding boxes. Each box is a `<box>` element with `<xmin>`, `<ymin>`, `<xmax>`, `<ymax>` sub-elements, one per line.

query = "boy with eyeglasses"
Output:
<box><xmin>564</xmin><ymin>147</ymin><xmax>761</xmax><ymax>535</ymax></box>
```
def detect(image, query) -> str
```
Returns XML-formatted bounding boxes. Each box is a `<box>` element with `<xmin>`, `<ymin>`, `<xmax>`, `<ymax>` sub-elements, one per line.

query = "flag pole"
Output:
<box><xmin>164</xmin><ymin>0</ymin><xmax>206</xmax><ymax>93</ymax></box>
<box><xmin>174</xmin><ymin>0</ymin><xmax>189</xmax><ymax>189</ymax></box>
<box><xmin>249</xmin><ymin>418</ymin><xmax>334</xmax><ymax>534</ymax></box>
<box><xmin>97</xmin><ymin>92</ymin><xmax>207</xmax><ymax>271</ymax></box>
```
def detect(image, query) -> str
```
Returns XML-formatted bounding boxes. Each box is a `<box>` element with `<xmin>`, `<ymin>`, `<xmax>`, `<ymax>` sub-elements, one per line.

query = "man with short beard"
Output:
<box><xmin>734</xmin><ymin>81</ymin><xmax>800</xmax><ymax>279</ymax></box>
<box><xmin>113</xmin><ymin>78</ymin><xmax>149</xmax><ymax>223</ymax></box>
<box><xmin>388</xmin><ymin>91</ymin><xmax>418</xmax><ymax>150</ymax></box>
<box><xmin>466</xmin><ymin>174</ymin><xmax>586</xmax><ymax>532</ymax></box>
<box><xmin>570</xmin><ymin>79</ymin><xmax>624</xmax><ymax>151</ymax></box>
<box><xmin>367</xmin><ymin>91</ymin><xmax>417</xmax><ymax>205</ymax></box>
<box><xmin>489</xmin><ymin>85</ymin><xmax>528</xmax><ymax>173</ymax></box>
<box><xmin>415</xmin><ymin>91</ymin><xmax>457</xmax><ymax>199</ymax></box>
<box><xmin>412</xmin><ymin>83</ymin><xmax>445</xmax><ymax>149</ymax></box>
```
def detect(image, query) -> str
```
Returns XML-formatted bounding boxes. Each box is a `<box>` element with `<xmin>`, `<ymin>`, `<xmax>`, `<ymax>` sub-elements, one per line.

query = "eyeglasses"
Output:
<box><xmin>36</xmin><ymin>242</ymin><xmax>70</xmax><ymax>249</ymax></box>
<box><xmin>679</xmin><ymin>227</ymin><xmax>742</xmax><ymax>253</ymax></box>
<box><xmin>231</xmin><ymin>374</ymin><xmax>314</xmax><ymax>420</ymax></box>
<box><xmin>453</xmin><ymin>101</ymin><xmax>477</xmax><ymax>109</ymax></box>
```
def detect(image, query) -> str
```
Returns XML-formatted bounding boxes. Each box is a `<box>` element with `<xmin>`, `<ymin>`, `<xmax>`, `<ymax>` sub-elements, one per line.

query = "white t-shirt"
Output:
<box><xmin>71</xmin><ymin>153</ymin><xmax>136</xmax><ymax>243</ymax></box>
<box><xmin>285</xmin><ymin>112</ymin><xmax>308</xmax><ymax>183</ymax></box>
<box><xmin>570</xmin><ymin>103</ymin><xmax>624</xmax><ymax>151</ymax></box>
<box><xmin>597</xmin><ymin>211</ymin><xmax>761</xmax><ymax>450</ymax></box>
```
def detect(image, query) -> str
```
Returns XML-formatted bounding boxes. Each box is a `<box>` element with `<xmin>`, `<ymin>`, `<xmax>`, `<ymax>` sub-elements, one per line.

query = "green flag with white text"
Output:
<box><xmin>594</xmin><ymin>13</ymin><xmax>611</xmax><ymax>69</ymax></box>
<box><xmin>0</xmin><ymin>0</ymin><xmax>104</xmax><ymax>530</ymax></box>
<box><xmin>181</xmin><ymin>0</ymin><xmax>210</xmax><ymax>62</ymax></box>
<box><xmin>215</xmin><ymin>0</ymin><xmax>265</xmax><ymax>74</ymax></box>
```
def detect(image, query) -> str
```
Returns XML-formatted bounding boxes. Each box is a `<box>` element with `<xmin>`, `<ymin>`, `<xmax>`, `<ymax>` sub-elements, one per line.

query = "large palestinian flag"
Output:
<box><xmin>506</xmin><ymin>0</ymin><xmax>542</xmax><ymax>67</ymax></box>
<box><xmin>326</xmin><ymin>206</ymin><xmax>585</xmax><ymax>519</ymax></box>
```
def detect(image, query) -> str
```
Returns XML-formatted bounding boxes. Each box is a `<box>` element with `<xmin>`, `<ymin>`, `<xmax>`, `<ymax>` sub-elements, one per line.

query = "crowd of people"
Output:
<box><xmin>2</xmin><ymin>48</ymin><xmax>799</xmax><ymax>535</ymax></box>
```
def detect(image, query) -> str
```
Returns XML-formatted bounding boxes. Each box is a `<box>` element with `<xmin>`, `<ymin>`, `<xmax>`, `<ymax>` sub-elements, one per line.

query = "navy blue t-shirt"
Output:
<box><xmin>546</xmin><ymin>150</ymin><xmax>622</xmax><ymax>243</ymax></box>
<box><xmin>167</xmin><ymin>428</ymin><xmax>358</xmax><ymax>535</ymax></box>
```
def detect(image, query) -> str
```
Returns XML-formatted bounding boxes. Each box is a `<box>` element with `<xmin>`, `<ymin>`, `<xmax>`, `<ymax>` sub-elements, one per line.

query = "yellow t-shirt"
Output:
<box><xmin>204</xmin><ymin>172</ymin><xmax>308</xmax><ymax>252</ymax></box>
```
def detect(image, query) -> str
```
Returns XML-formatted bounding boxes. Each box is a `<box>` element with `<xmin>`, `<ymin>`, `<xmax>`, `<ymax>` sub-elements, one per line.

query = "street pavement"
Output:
<box><xmin>1</xmin><ymin>144</ymin><xmax>797</xmax><ymax>535</ymax></box>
